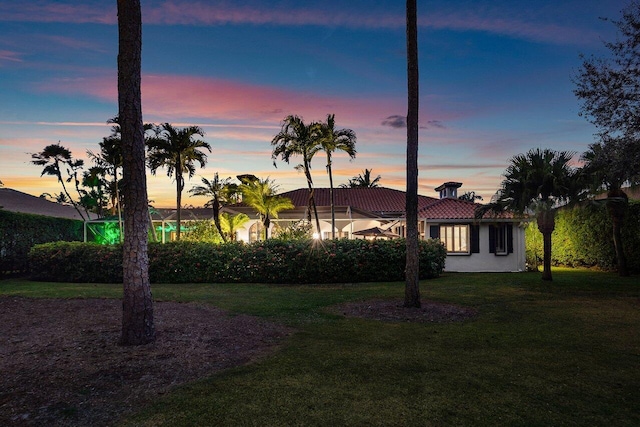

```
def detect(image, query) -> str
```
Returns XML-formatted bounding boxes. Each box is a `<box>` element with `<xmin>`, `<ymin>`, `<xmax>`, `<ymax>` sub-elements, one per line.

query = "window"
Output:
<box><xmin>393</xmin><ymin>222</ymin><xmax>424</xmax><ymax>239</ymax></box>
<box><xmin>249</xmin><ymin>222</ymin><xmax>263</xmax><ymax>242</ymax></box>
<box><xmin>440</xmin><ymin>224</ymin><xmax>469</xmax><ymax>254</ymax></box>
<box><xmin>489</xmin><ymin>224</ymin><xmax>513</xmax><ymax>255</ymax></box>
<box><xmin>494</xmin><ymin>225</ymin><xmax>507</xmax><ymax>254</ymax></box>
<box><xmin>323</xmin><ymin>231</ymin><xmax>348</xmax><ymax>239</ymax></box>
<box><xmin>418</xmin><ymin>221</ymin><xmax>426</xmax><ymax>239</ymax></box>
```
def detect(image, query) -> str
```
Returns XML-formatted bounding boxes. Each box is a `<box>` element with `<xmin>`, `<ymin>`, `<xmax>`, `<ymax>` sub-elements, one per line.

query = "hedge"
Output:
<box><xmin>526</xmin><ymin>200</ymin><xmax>640</xmax><ymax>272</ymax></box>
<box><xmin>0</xmin><ymin>210</ymin><xmax>83</xmax><ymax>276</ymax></box>
<box><xmin>28</xmin><ymin>238</ymin><xmax>447</xmax><ymax>284</ymax></box>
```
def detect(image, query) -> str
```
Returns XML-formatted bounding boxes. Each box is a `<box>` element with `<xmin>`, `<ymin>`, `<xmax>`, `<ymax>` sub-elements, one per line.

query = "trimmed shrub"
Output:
<box><xmin>29</xmin><ymin>238</ymin><xmax>446</xmax><ymax>284</ymax></box>
<box><xmin>525</xmin><ymin>200</ymin><xmax>640</xmax><ymax>272</ymax></box>
<box><xmin>0</xmin><ymin>210</ymin><xmax>83</xmax><ymax>276</ymax></box>
<box><xmin>29</xmin><ymin>242</ymin><xmax>123</xmax><ymax>283</ymax></box>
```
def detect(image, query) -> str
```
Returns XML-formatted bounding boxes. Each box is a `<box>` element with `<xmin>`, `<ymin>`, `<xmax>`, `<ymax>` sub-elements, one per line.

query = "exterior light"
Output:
<box><xmin>312</xmin><ymin>232</ymin><xmax>320</xmax><ymax>239</ymax></box>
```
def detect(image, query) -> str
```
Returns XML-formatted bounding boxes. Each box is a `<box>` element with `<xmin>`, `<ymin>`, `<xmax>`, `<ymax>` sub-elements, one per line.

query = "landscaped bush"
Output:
<box><xmin>29</xmin><ymin>238</ymin><xmax>446</xmax><ymax>284</ymax></box>
<box><xmin>0</xmin><ymin>210</ymin><xmax>83</xmax><ymax>276</ymax></box>
<box><xmin>29</xmin><ymin>242</ymin><xmax>123</xmax><ymax>283</ymax></box>
<box><xmin>526</xmin><ymin>200</ymin><xmax>640</xmax><ymax>272</ymax></box>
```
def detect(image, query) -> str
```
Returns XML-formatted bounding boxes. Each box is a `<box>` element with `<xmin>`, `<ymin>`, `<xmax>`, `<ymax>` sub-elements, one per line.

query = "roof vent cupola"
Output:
<box><xmin>435</xmin><ymin>182</ymin><xmax>462</xmax><ymax>199</ymax></box>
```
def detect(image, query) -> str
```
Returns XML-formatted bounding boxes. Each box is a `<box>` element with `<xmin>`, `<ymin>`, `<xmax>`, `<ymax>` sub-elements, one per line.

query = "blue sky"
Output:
<box><xmin>0</xmin><ymin>0</ymin><xmax>623</xmax><ymax>207</ymax></box>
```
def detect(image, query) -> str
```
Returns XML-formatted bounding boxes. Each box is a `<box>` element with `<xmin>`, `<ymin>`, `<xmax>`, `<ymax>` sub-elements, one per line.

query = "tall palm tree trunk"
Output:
<box><xmin>116</xmin><ymin>182</ymin><xmax>123</xmax><ymax>243</ymax></box>
<box><xmin>303</xmin><ymin>162</ymin><xmax>322</xmax><ymax>236</ymax></box>
<box><xmin>264</xmin><ymin>216</ymin><xmax>271</xmax><ymax>240</ymax></box>
<box><xmin>537</xmin><ymin>209</ymin><xmax>555</xmax><ymax>281</ymax></box>
<box><xmin>176</xmin><ymin>169</ymin><xmax>182</xmax><ymax>241</ymax></box>
<box><xmin>607</xmin><ymin>189</ymin><xmax>629</xmax><ymax>277</ymax></box>
<box><xmin>327</xmin><ymin>154</ymin><xmax>336</xmax><ymax>239</ymax></box>
<box><xmin>212</xmin><ymin>199</ymin><xmax>226</xmax><ymax>242</ymax></box>
<box><xmin>55</xmin><ymin>160</ymin><xmax>87</xmax><ymax>221</ymax></box>
<box><xmin>404</xmin><ymin>0</ymin><xmax>420</xmax><ymax>308</ymax></box>
<box><xmin>118</xmin><ymin>0</ymin><xmax>154</xmax><ymax>345</ymax></box>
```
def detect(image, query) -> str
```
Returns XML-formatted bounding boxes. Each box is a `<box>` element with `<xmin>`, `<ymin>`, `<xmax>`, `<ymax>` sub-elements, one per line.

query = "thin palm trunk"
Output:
<box><xmin>607</xmin><ymin>189</ymin><xmax>629</xmax><ymax>277</ymax></box>
<box><xmin>116</xmin><ymin>183</ymin><xmax>123</xmax><ymax>243</ymax></box>
<box><xmin>110</xmin><ymin>175</ymin><xmax>119</xmax><ymax>216</ymax></box>
<box><xmin>55</xmin><ymin>160</ymin><xmax>87</xmax><ymax>221</ymax></box>
<box><xmin>176</xmin><ymin>171</ymin><xmax>182</xmax><ymax>240</ymax></box>
<box><xmin>537</xmin><ymin>209</ymin><xmax>555</xmax><ymax>281</ymax></box>
<box><xmin>404</xmin><ymin>0</ymin><xmax>420</xmax><ymax>308</ymax></box>
<box><xmin>264</xmin><ymin>216</ymin><xmax>271</xmax><ymax>239</ymax></box>
<box><xmin>303</xmin><ymin>161</ymin><xmax>321</xmax><ymax>235</ymax></box>
<box><xmin>71</xmin><ymin>168</ymin><xmax>91</xmax><ymax>219</ymax></box>
<box><xmin>327</xmin><ymin>153</ymin><xmax>336</xmax><ymax>239</ymax></box>
<box><xmin>212</xmin><ymin>199</ymin><xmax>226</xmax><ymax>242</ymax></box>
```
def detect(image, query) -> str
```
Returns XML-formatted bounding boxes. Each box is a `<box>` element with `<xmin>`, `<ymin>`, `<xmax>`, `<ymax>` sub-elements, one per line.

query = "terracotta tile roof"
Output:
<box><xmin>279</xmin><ymin>187</ymin><xmax>438</xmax><ymax>217</ymax></box>
<box><xmin>276</xmin><ymin>187</ymin><xmax>516</xmax><ymax>221</ymax></box>
<box><xmin>419</xmin><ymin>198</ymin><xmax>515</xmax><ymax>220</ymax></box>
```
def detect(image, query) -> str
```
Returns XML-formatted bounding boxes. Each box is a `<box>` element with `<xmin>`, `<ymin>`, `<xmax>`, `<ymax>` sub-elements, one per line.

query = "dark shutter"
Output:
<box><xmin>488</xmin><ymin>225</ymin><xmax>496</xmax><ymax>253</ymax></box>
<box><xmin>507</xmin><ymin>224</ymin><xmax>514</xmax><ymax>253</ymax></box>
<box><xmin>429</xmin><ymin>225</ymin><xmax>440</xmax><ymax>239</ymax></box>
<box><xmin>471</xmin><ymin>224</ymin><xmax>480</xmax><ymax>253</ymax></box>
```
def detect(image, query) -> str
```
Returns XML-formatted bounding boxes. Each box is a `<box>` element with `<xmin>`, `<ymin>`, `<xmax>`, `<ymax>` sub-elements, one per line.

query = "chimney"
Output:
<box><xmin>435</xmin><ymin>182</ymin><xmax>462</xmax><ymax>199</ymax></box>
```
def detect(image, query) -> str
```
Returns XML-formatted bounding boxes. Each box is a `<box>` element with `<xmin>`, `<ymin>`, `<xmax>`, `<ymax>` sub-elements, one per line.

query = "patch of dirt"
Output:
<box><xmin>333</xmin><ymin>299</ymin><xmax>478</xmax><ymax>323</ymax></box>
<box><xmin>0</xmin><ymin>297</ymin><xmax>293</xmax><ymax>426</ymax></box>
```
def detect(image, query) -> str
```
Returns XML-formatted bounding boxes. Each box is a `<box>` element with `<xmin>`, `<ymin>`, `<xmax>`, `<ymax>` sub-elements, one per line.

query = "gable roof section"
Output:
<box><xmin>278</xmin><ymin>187</ymin><xmax>516</xmax><ymax>221</ymax></box>
<box><xmin>420</xmin><ymin>198</ymin><xmax>516</xmax><ymax>220</ymax></box>
<box><xmin>279</xmin><ymin>187</ymin><xmax>438</xmax><ymax>217</ymax></box>
<box><xmin>0</xmin><ymin>188</ymin><xmax>91</xmax><ymax>220</ymax></box>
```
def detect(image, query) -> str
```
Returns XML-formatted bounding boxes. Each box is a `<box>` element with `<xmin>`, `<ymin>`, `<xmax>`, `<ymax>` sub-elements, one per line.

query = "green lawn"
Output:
<box><xmin>1</xmin><ymin>268</ymin><xmax>638</xmax><ymax>426</ymax></box>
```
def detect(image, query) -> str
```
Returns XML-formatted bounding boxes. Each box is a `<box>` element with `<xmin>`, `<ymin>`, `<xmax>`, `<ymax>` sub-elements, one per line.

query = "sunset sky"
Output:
<box><xmin>0</xmin><ymin>0</ymin><xmax>623</xmax><ymax>208</ymax></box>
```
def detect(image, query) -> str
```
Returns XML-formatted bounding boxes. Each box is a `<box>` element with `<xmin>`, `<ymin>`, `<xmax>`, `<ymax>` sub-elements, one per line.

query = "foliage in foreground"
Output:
<box><xmin>0</xmin><ymin>210</ymin><xmax>83</xmax><ymax>276</ymax></box>
<box><xmin>28</xmin><ymin>238</ymin><xmax>446</xmax><ymax>284</ymax></box>
<box><xmin>526</xmin><ymin>200</ymin><xmax>640</xmax><ymax>272</ymax></box>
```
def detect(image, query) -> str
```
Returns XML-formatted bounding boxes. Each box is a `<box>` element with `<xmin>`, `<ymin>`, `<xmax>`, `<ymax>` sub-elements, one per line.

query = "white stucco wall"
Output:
<box><xmin>442</xmin><ymin>224</ymin><xmax>526</xmax><ymax>272</ymax></box>
<box><xmin>237</xmin><ymin>218</ymin><xmax>526</xmax><ymax>273</ymax></box>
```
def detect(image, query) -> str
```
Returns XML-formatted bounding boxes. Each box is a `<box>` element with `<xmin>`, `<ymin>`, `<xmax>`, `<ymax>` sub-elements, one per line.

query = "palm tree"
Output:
<box><xmin>459</xmin><ymin>191</ymin><xmax>483</xmax><ymax>202</ymax></box>
<box><xmin>88</xmin><ymin>118</ymin><xmax>123</xmax><ymax>215</ymax></box>
<box><xmin>271</xmin><ymin>115</ymin><xmax>322</xmax><ymax>236</ymax></box>
<box><xmin>220</xmin><ymin>212</ymin><xmax>250</xmax><ymax>241</ymax></box>
<box><xmin>189</xmin><ymin>173</ymin><xmax>235</xmax><ymax>241</ymax></box>
<box><xmin>405</xmin><ymin>0</ymin><xmax>420</xmax><ymax>308</ymax></box>
<box><xmin>147</xmin><ymin>123</ymin><xmax>211</xmax><ymax>240</ymax></box>
<box><xmin>80</xmin><ymin>166</ymin><xmax>109</xmax><ymax>217</ymax></box>
<box><xmin>581</xmin><ymin>135</ymin><xmax>640</xmax><ymax>276</ymax></box>
<box><xmin>239</xmin><ymin>177</ymin><xmax>294</xmax><ymax>239</ymax></box>
<box><xmin>340</xmin><ymin>169</ymin><xmax>382</xmax><ymax>188</ymax></box>
<box><xmin>496</xmin><ymin>148</ymin><xmax>579</xmax><ymax>281</ymax></box>
<box><xmin>88</xmin><ymin>123</ymin><xmax>125</xmax><ymax>238</ymax></box>
<box><xmin>118</xmin><ymin>0</ymin><xmax>154</xmax><ymax>345</ymax></box>
<box><xmin>31</xmin><ymin>143</ymin><xmax>87</xmax><ymax>220</ymax></box>
<box><xmin>313</xmin><ymin>114</ymin><xmax>357</xmax><ymax>239</ymax></box>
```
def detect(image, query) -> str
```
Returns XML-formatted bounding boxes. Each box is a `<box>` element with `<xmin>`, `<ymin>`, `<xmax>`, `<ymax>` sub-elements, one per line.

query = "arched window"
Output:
<box><xmin>249</xmin><ymin>222</ymin><xmax>264</xmax><ymax>242</ymax></box>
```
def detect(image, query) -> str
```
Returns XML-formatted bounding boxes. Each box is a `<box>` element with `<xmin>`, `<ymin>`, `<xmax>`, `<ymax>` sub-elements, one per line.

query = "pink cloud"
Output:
<box><xmin>35</xmin><ymin>73</ymin><xmax>412</xmax><ymax>129</ymax></box>
<box><xmin>0</xmin><ymin>50</ymin><xmax>23</xmax><ymax>63</ymax></box>
<box><xmin>0</xmin><ymin>2</ymin><xmax>601</xmax><ymax>46</ymax></box>
<box><xmin>43</xmin><ymin>35</ymin><xmax>107</xmax><ymax>52</ymax></box>
<box><xmin>0</xmin><ymin>2</ymin><xmax>114</xmax><ymax>24</ymax></box>
<box><xmin>421</xmin><ymin>11</ymin><xmax>601</xmax><ymax>46</ymax></box>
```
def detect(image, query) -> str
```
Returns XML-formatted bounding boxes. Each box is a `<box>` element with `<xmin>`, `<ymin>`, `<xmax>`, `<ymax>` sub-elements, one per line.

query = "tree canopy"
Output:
<box><xmin>340</xmin><ymin>169</ymin><xmax>381</xmax><ymax>188</ymax></box>
<box><xmin>497</xmin><ymin>148</ymin><xmax>580</xmax><ymax>281</ymax></box>
<box><xmin>147</xmin><ymin>123</ymin><xmax>211</xmax><ymax>240</ymax></box>
<box><xmin>574</xmin><ymin>1</ymin><xmax>640</xmax><ymax>141</ymax></box>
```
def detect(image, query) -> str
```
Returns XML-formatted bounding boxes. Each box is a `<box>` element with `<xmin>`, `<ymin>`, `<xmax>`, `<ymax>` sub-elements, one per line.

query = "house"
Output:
<box><xmin>226</xmin><ymin>182</ymin><xmax>527</xmax><ymax>273</ymax></box>
<box><xmin>80</xmin><ymin>182</ymin><xmax>525</xmax><ymax>273</ymax></box>
<box><xmin>0</xmin><ymin>187</ymin><xmax>94</xmax><ymax>221</ymax></box>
